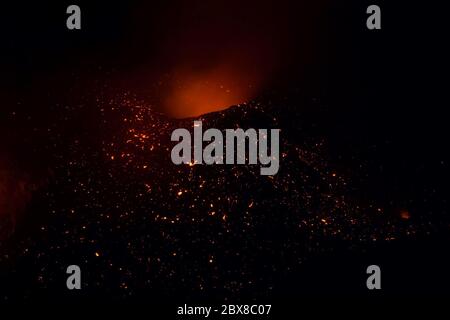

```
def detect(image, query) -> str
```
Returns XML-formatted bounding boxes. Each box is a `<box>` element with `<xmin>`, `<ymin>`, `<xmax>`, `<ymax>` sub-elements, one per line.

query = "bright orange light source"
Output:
<box><xmin>163</xmin><ymin>64</ymin><xmax>261</xmax><ymax>119</ymax></box>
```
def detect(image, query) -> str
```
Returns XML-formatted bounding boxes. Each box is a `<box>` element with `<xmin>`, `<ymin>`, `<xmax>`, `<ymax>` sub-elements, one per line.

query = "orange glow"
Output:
<box><xmin>400</xmin><ymin>210</ymin><xmax>411</xmax><ymax>220</ymax></box>
<box><xmin>163</xmin><ymin>64</ymin><xmax>261</xmax><ymax>118</ymax></box>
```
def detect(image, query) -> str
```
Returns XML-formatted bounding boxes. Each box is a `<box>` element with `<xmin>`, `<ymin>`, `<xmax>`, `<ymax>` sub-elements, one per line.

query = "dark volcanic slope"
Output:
<box><xmin>0</xmin><ymin>91</ymin><xmax>446</xmax><ymax>302</ymax></box>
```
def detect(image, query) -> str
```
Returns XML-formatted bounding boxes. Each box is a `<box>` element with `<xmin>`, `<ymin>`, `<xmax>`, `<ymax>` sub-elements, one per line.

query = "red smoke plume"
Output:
<box><xmin>130</xmin><ymin>0</ymin><xmax>294</xmax><ymax>118</ymax></box>
<box><xmin>0</xmin><ymin>156</ymin><xmax>36</xmax><ymax>239</ymax></box>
